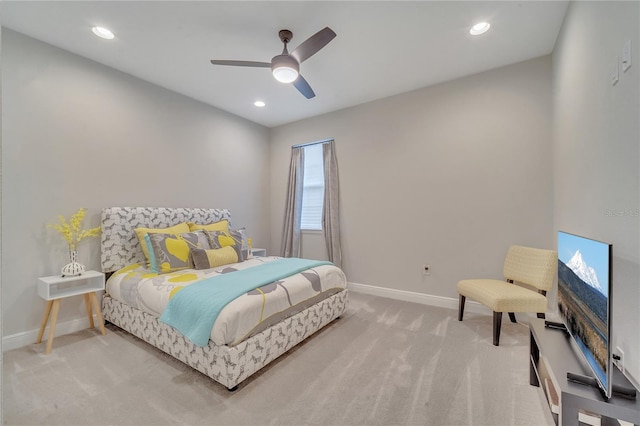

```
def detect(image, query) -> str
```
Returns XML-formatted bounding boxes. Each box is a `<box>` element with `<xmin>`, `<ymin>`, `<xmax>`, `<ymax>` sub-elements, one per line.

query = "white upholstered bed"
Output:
<box><xmin>100</xmin><ymin>207</ymin><xmax>348</xmax><ymax>390</ymax></box>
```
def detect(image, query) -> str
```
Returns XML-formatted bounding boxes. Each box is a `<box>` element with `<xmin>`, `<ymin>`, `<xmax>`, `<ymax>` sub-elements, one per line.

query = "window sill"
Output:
<box><xmin>301</xmin><ymin>229</ymin><xmax>323</xmax><ymax>234</ymax></box>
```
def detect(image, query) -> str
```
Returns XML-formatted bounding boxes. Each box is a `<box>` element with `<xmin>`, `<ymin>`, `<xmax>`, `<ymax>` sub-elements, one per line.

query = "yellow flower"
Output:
<box><xmin>48</xmin><ymin>208</ymin><xmax>101</xmax><ymax>251</ymax></box>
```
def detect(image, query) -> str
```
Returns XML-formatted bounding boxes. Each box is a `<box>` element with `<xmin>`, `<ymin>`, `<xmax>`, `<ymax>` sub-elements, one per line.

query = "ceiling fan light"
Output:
<box><xmin>271</xmin><ymin>55</ymin><xmax>299</xmax><ymax>83</ymax></box>
<box><xmin>273</xmin><ymin>66</ymin><xmax>299</xmax><ymax>83</ymax></box>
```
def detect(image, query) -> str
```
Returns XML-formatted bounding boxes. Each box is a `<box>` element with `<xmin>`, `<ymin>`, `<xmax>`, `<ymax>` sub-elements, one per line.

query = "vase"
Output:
<box><xmin>61</xmin><ymin>250</ymin><xmax>85</xmax><ymax>277</ymax></box>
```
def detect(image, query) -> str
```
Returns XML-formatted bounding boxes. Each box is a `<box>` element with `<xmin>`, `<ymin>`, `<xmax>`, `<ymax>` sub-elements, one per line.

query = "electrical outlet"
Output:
<box><xmin>614</xmin><ymin>346</ymin><xmax>625</xmax><ymax>373</ymax></box>
<box><xmin>423</xmin><ymin>264</ymin><xmax>431</xmax><ymax>276</ymax></box>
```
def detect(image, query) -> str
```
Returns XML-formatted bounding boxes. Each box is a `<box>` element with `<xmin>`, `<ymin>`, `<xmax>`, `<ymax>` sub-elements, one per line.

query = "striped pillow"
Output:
<box><xmin>191</xmin><ymin>246</ymin><xmax>239</xmax><ymax>270</ymax></box>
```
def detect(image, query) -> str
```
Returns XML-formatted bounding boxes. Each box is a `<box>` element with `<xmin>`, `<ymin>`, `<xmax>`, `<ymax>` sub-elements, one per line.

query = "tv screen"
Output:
<box><xmin>557</xmin><ymin>231</ymin><xmax>612</xmax><ymax>398</ymax></box>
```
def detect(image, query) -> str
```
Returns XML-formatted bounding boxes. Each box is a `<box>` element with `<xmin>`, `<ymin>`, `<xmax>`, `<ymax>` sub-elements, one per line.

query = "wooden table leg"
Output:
<box><xmin>36</xmin><ymin>300</ymin><xmax>54</xmax><ymax>344</ymax></box>
<box><xmin>45</xmin><ymin>299</ymin><xmax>61</xmax><ymax>354</ymax></box>
<box><xmin>89</xmin><ymin>292</ymin><xmax>106</xmax><ymax>335</ymax></box>
<box><xmin>83</xmin><ymin>293</ymin><xmax>95</xmax><ymax>329</ymax></box>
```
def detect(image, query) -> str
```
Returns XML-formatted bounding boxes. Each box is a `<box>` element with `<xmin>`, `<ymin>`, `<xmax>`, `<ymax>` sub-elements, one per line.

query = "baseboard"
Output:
<box><xmin>2</xmin><ymin>315</ymin><xmax>99</xmax><ymax>352</ymax></box>
<box><xmin>347</xmin><ymin>281</ymin><xmax>487</xmax><ymax>314</ymax></box>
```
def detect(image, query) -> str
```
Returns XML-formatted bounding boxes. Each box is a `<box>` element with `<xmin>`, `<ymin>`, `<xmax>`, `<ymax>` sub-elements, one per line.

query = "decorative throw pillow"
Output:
<box><xmin>191</xmin><ymin>246</ymin><xmax>239</xmax><ymax>270</ymax></box>
<box><xmin>134</xmin><ymin>222</ymin><xmax>190</xmax><ymax>267</ymax></box>
<box><xmin>148</xmin><ymin>230</ymin><xmax>211</xmax><ymax>273</ymax></box>
<box><xmin>187</xmin><ymin>219</ymin><xmax>230</xmax><ymax>234</ymax></box>
<box><xmin>144</xmin><ymin>234</ymin><xmax>159</xmax><ymax>272</ymax></box>
<box><xmin>205</xmin><ymin>229</ymin><xmax>246</xmax><ymax>262</ymax></box>
<box><xmin>234</xmin><ymin>227</ymin><xmax>251</xmax><ymax>259</ymax></box>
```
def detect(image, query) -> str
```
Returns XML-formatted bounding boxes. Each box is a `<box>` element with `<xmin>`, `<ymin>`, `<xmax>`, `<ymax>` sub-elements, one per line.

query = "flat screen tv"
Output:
<box><xmin>557</xmin><ymin>231</ymin><xmax>612</xmax><ymax>399</ymax></box>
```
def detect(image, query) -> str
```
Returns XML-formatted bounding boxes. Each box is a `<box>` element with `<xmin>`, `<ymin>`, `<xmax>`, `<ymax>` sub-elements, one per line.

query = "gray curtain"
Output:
<box><xmin>281</xmin><ymin>147</ymin><xmax>304</xmax><ymax>258</ymax></box>
<box><xmin>322</xmin><ymin>141</ymin><xmax>342</xmax><ymax>268</ymax></box>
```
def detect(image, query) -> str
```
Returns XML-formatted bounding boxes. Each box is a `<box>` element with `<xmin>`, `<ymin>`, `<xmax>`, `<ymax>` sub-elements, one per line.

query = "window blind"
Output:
<box><xmin>300</xmin><ymin>143</ymin><xmax>325</xmax><ymax>230</ymax></box>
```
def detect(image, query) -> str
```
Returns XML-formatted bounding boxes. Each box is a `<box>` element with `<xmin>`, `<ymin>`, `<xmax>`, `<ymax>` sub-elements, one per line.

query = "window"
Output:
<box><xmin>300</xmin><ymin>143</ymin><xmax>325</xmax><ymax>230</ymax></box>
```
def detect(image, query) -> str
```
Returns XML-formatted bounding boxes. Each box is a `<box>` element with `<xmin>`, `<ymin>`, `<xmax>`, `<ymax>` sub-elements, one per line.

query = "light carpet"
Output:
<box><xmin>3</xmin><ymin>291</ymin><xmax>554</xmax><ymax>425</ymax></box>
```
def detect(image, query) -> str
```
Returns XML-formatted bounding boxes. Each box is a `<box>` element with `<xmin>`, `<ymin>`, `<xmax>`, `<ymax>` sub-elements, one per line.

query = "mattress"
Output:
<box><xmin>106</xmin><ymin>256</ymin><xmax>347</xmax><ymax>346</ymax></box>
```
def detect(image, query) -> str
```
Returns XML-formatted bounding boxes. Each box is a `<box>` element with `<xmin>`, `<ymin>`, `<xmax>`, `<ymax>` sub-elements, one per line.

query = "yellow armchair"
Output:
<box><xmin>457</xmin><ymin>245</ymin><xmax>556</xmax><ymax>346</ymax></box>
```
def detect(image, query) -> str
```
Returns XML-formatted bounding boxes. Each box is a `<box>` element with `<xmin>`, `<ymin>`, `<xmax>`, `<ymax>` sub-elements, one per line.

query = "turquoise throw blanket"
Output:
<box><xmin>160</xmin><ymin>258</ymin><xmax>332</xmax><ymax>346</ymax></box>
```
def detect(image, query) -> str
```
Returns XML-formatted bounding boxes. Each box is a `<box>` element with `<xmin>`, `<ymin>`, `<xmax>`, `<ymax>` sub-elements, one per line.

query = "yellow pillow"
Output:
<box><xmin>191</xmin><ymin>246</ymin><xmax>239</xmax><ymax>269</ymax></box>
<box><xmin>134</xmin><ymin>222</ymin><xmax>190</xmax><ymax>266</ymax></box>
<box><xmin>188</xmin><ymin>219</ymin><xmax>230</xmax><ymax>234</ymax></box>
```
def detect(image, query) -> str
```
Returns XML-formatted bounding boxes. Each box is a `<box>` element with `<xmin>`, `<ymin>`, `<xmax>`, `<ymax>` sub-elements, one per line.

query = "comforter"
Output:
<box><xmin>105</xmin><ymin>256</ymin><xmax>347</xmax><ymax>346</ymax></box>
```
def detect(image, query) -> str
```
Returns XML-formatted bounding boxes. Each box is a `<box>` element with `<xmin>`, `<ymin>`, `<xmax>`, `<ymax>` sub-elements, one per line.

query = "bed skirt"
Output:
<box><xmin>102</xmin><ymin>289</ymin><xmax>348</xmax><ymax>390</ymax></box>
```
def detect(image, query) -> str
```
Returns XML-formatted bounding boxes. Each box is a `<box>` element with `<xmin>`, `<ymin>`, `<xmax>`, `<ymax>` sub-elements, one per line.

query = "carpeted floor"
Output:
<box><xmin>3</xmin><ymin>291</ymin><xmax>554</xmax><ymax>425</ymax></box>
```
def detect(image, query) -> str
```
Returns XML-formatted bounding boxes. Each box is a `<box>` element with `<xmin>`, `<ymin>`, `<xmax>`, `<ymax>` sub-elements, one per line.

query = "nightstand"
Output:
<box><xmin>36</xmin><ymin>270</ymin><xmax>106</xmax><ymax>353</ymax></box>
<box><xmin>251</xmin><ymin>248</ymin><xmax>267</xmax><ymax>257</ymax></box>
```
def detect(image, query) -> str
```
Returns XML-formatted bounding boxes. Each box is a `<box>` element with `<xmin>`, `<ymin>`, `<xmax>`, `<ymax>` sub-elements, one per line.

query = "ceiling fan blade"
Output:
<box><xmin>292</xmin><ymin>74</ymin><xmax>316</xmax><ymax>99</ymax></box>
<box><xmin>291</xmin><ymin>27</ymin><xmax>336</xmax><ymax>64</ymax></box>
<box><xmin>210</xmin><ymin>60</ymin><xmax>271</xmax><ymax>68</ymax></box>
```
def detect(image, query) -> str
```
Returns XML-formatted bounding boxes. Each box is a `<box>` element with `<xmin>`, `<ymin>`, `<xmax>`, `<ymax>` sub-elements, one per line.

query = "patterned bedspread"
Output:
<box><xmin>105</xmin><ymin>256</ymin><xmax>347</xmax><ymax>346</ymax></box>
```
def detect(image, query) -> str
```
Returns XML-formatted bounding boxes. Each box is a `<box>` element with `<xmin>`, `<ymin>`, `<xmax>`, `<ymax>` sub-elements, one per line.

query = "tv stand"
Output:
<box><xmin>529</xmin><ymin>319</ymin><xmax>640</xmax><ymax>425</ymax></box>
<box><xmin>566</xmin><ymin>372</ymin><xmax>637</xmax><ymax>401</ymax></box>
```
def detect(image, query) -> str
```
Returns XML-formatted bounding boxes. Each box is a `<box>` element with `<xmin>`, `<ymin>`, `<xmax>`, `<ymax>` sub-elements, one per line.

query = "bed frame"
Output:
<box><xmin>100</xmin><ymin>207</ymin><xmax>348</xmax><ymax>390</ymax></box>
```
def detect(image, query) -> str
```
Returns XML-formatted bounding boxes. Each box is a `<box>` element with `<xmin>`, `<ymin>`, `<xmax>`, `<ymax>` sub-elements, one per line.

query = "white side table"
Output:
<box><xmin>251</xmin><ymin>248</ymin><xmax>267</xmax><ymax>257</ymax></box>
<box><xmin>36</xmin><ymin>270</ymin><xmax>106</xmax><ymax>354</ymax></box>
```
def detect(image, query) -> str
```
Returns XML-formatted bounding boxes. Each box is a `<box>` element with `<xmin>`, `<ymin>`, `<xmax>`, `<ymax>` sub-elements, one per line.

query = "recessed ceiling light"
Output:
<box><xmin>92</xmin><ymin>26</ymin><xmax>115</xmax><ymax>40</ymax></box>
<box><xmin>254</xmin><ymin>100</ymin><xmax>266</xmax><ymax>107</ymax></box>
<box><xmin>470</xmin><ymin>22</ymin><xmax>491</xmax><ymax>36</ymax></box>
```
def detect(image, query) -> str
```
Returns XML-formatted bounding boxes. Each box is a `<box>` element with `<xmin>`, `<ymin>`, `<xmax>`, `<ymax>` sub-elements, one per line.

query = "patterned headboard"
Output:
<box><xmin>100</xmin><ymin>207</ymin><xmax>232</xmax><ymax>273</ymax></box>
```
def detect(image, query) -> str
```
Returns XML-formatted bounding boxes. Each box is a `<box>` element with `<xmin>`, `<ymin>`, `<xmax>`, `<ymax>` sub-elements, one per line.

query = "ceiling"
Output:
<box><xmin>1</xmin><ymin>1</ymin><xmax>569</xmax><ymax>128</ymax></box>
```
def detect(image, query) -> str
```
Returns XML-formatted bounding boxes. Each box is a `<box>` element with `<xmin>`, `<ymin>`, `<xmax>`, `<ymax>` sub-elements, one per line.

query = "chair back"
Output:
<box><xmin>503</xmin><ymin>245</ymin><xmax>557</xmax><ymax>292</ymax></box>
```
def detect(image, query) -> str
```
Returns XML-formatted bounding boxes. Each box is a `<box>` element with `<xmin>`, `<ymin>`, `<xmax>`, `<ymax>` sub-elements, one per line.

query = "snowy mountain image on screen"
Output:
<box><xmin>566</xmin><ymin>250</ymin><xmax>603</xmax><ymax>293</ymax></box>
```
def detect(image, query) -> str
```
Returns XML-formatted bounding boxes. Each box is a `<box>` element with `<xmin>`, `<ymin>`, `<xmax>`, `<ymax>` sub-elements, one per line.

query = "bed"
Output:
<box><xmin>100</xmin><ymin>207</ymin><xmax>348</xmax><ymax>390</ymax></box>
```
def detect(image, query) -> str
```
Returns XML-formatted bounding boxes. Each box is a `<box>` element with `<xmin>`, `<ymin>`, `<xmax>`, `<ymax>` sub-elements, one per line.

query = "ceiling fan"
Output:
<box><xmin>210</xmin><ymin>27</ymin><xmax>336</xmax><ymax>99</ymax></box>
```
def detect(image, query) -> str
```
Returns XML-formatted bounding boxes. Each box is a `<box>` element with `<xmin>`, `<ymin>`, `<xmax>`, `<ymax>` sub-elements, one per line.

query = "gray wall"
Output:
<box><xmin>553</xmin><ymin>1</ymin><xmax>640</xmax><ymax>385</ymax></box>
<box><xmin>270</xmin><ymin>56</ymin><xmax>554</xmax><ymax>299</ymax></box>
<box><xmin>1</xmin><ymin>30</ymin><xmax>270</xmax><ymax>337</ymax></box>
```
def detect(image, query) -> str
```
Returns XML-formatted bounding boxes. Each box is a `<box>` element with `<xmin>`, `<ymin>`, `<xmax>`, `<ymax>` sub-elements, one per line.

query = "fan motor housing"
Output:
<box><xmin>271</xmin><ymin>54</ymin><xmax>299</xmax><ymax>83</ymax></box>
<box><xmin>271</xmin><ymin>54</ymin><xmax>299</xmax><ymax>70</ymax></box>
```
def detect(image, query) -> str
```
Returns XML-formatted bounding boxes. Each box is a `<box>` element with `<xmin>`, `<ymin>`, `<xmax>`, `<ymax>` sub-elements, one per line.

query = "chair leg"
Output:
<box><xmin>458</xmin><ymin>295</ymin><xmax>466</xmax><ymax>321</ymax></box>
<box><xmin>537</xmin><ymin>291</ymin><xmax>547</xmax><ymax>319</ymax></box>
<box><xmin>493</xmin><ymin>312</ymin><xmax>502</xmax><ymax>346</ymax></box>
<box><xmin>508</xmin><ymin>312</ymin><xmax>517</xmax><ymax>323</ymax></box>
